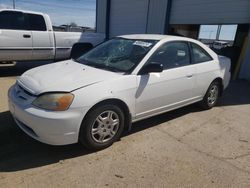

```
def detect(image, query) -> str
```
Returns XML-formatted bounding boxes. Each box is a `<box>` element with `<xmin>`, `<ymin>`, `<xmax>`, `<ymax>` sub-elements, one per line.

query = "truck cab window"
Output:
<box><xmin>0</xmin><ymin>11</ymin><xmax>27</xmax><ymax>30</ymax></box>
<box><xmin>26</xmin><ymin>14</ymin><xmax>47</xmax><ymax>31</ymax></box>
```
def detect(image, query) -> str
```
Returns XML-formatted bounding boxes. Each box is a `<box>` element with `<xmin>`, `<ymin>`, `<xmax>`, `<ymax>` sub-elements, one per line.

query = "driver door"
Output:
<box><xmin>135</xmin><ymin>41</ymin><xmax>196</xmax><ymax>119</ymax></box>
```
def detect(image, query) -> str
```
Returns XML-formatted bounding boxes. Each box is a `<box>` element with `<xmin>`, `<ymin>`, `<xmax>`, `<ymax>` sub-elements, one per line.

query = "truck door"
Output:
<box><xmin>26</xmin><ymin>13</ymin><xmax>54</xmax><ymax>60</ymax></box>
<box><xmin>0</xmin><ymin>11</ymin><xmax>32</xmax><ymax>61</ymax></box>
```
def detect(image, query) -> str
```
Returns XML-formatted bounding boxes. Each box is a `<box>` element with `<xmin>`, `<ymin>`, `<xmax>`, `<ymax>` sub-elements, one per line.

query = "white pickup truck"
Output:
<box><xmin>0</xmin><ymin>9</ymin><xmax>105</xmax><ymax>63</ymax></box>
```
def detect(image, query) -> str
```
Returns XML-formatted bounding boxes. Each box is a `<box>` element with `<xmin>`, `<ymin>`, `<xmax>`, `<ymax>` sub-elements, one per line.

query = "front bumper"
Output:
<box><xmin>8</xmin><ymin>86</ymin><xmax>85</xmax><ymax>145</ymax></box>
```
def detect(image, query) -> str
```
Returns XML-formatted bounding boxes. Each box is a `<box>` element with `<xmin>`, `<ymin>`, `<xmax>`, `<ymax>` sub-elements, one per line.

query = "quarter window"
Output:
<box><xmin>148</xmin><ymin>41</ymin><xmax>190</xmax><ymax>70</ymax></box>
<box><xmin>0</xmin><ymin>11</ymin><xmax>27</xmax><ymax>30</ymax></box>
<box><xmin>191</xmin><ymin>43</ymin><xmax>213</xmax><ymax>63</ymax></box>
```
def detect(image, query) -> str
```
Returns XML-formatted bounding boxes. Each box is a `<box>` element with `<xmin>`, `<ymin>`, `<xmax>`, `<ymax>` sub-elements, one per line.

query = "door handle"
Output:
<box><xmin>23</xmin><ymin>34</ymin><xmax>31</xmax><ymax>38</ymax></box>
<box><xmin>186</xmin><ymin>74</ymin><xmax>193</xmax><ymax>78</ymax></box>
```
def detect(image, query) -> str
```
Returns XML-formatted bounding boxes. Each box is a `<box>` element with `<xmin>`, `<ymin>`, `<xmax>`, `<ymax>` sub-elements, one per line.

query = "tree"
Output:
<box><xmin>69</xmin><ymin>22</ymin><xmax>77</xmax><ymax>27</ymax></box>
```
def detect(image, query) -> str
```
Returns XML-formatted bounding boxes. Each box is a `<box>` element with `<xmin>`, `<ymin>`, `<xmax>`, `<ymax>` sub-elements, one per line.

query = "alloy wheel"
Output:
<box><xmin>207</xmin><ymin>85</ymin><xmax>219</xmax><ymax>106</ymax></box>
<box><xmin>91</xmin><ymin>110</ymin><xmax>120</xmax><ymax>143</ymax></box>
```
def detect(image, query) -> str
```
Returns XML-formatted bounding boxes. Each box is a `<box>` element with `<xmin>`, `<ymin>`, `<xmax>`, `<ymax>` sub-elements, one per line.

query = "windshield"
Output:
<box><xmin>76</xmin><ymin>38</ymin><xmax>158</xmax><ymax>73</ymax></box>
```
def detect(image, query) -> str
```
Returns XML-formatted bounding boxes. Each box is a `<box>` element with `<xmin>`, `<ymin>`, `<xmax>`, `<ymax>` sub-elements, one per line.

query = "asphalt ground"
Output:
<box><xmin>0</xmin><ymin>61</ymin><xmax>249</xmax><ymax>187</ymax></box>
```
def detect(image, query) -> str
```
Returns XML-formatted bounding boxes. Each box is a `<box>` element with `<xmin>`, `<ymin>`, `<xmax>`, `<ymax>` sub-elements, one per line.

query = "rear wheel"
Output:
<box><xmin>200</xmin><ymin>81</ymin><xmax>220</xmax><ymax>110</ymax></box>
<box><xmin>79</xmin><ymin>104</ymin><xmax>125</xmax><ymax>150</ymax></box>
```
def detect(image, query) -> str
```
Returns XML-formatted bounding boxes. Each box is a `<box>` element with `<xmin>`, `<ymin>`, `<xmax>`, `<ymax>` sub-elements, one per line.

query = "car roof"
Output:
<box><xmin>120</xmin><ymin>34</ymin><xmax>218</xmax><ymax>66</ymax></box>
<box><xmin>119</xmin><ymin>34</ymin><xmax>216</xmax><ymax>51</ymax></box>
<box><xmin>119</xmin><ymin>34</ymin><xmax>189</xmax><ymax>41</ymax></box>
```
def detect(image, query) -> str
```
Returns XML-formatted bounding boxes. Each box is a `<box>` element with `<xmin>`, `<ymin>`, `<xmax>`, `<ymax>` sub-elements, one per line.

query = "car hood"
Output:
<box><xmin>17</xmin><ymin>60</ymin><xmax>122</xmax><ymax>95</ymax></box>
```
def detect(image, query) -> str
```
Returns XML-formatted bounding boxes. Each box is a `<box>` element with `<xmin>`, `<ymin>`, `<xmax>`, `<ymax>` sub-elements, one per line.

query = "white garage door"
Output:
<box><xmin>109</xmin><ymin>0</ymin><xmax>149</xmax><ymax>37</ymax></box>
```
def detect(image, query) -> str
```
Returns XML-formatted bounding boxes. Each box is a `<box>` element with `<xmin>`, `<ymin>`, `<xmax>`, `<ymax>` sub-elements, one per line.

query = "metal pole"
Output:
<box><xmin>216</xmin><ymin>25</ymin><xmax>221</xmax><ymax>40</ymax></box>
<box><xmin>13</xmin><ymin>0</ymin><xmax>15</xmax><ymax>9</ymax></box>
<box><xmin>164</xmin><ymin>0</ymin><xmax>173</xmax><ymax>34</ymax></box>
<box><xmin>105</xmin><ymin>0</ymin><xmax>111</xmax><ymax>40</ymax></box>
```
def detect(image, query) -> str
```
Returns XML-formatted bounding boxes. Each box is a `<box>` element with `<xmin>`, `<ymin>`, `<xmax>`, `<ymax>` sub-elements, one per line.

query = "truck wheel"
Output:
<box><xmin>79</xmin><ymin>104</ymin><xmax>125</xmax><ymax>151</ymax></box>
<box><xmin>71</xmin><ymin>43</ymin><xmax>93</xmax><ymax>59</ymax></box>
<box><xmin>200</xmin><ymin>81</ymin><xmax>220</xmax><ymax>110</ymax></box>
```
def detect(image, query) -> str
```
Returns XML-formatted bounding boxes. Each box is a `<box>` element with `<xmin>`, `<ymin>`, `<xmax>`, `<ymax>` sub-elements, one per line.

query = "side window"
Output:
<box><xmin>26</xmin><ymin>14</ymin><xmax>47</xmax><ymax>31</ymax></box>
<box><xmin>0</xmin><ymin>11</ymin><xmax>27</xmax><ymax>30</ymax></box>
<box><xmin>191</xmin><ymin>43</ymin><xmax>213</xmax><ymax>63</ymax></box>
<box><xmin>148</xmin><ymin>41</ymin><xmax>190</xmax><ymax>70</ymax></box>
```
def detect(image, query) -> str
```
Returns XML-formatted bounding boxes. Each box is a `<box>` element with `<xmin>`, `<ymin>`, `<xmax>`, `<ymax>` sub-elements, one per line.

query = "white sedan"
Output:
<box><xmin>8</xmin><ymin>35</ymin><xmax>231</xmax><ymax>150</ymax></box>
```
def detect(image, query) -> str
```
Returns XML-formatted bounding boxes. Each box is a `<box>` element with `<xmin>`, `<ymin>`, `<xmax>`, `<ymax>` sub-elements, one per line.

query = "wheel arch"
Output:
<box><xmin>81</xmin><ymin>98</ymin><xmax>132</xmax><ymax>133</ymax></box>
<box><xmin>212</xmin><ymin>77</ymin><xmax>224</xmax><ymax>96</ymax></box>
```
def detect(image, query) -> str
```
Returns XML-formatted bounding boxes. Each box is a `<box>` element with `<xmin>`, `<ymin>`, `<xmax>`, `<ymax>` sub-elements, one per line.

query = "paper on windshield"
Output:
<box><xmin>133</xmin><ymin>41</ymin><xmax>153</xmax><ymax>47</ymax></box>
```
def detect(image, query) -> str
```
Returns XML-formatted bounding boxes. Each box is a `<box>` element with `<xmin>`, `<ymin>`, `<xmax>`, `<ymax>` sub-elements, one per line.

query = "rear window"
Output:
<box><xmin>0</xmin><ymin>11</ymin><xmax>27</xmax><ymax>30</ymax></box>
<box><xmin>26</xmin><ymin>14</ymin><xmax>47</xmax><ymax>31</ymax></box>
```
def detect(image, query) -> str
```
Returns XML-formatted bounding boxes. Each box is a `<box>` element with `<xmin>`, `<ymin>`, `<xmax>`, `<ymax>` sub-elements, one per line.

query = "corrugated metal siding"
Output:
<box><xmin>170</xmin><ymin>0</ymin><xmax>250</xmax><ymax>24</ymax></box>
<box><xmin>96</xmin><ymin>0</ymin><xmax>107</xmax><ymax>34</ymax></box>
<box><xmin>146</xmin><ymin>0</ymin><xmax>168</xmax><ymax>34</ymax></box>
<box><xmin>109</xmin><ymin>0</ymin><xmax>149</xmax><ymax>37</ymax></box>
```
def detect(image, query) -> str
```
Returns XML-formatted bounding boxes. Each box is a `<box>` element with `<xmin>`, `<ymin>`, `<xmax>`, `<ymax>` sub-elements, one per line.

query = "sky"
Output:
<box><xmin>0</xmin><ymin>0</ymin><xmax>96</xmax><ymax>27</ymax></box>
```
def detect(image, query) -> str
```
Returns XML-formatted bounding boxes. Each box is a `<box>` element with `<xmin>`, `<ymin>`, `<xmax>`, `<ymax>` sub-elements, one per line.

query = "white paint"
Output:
<box><xmin>8</xmin><ymin>34</ymin><xmax>231</xmax><ymax>146</ymax></box>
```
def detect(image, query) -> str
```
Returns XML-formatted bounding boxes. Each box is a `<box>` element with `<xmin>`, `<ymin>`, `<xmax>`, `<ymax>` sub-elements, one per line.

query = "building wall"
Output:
<box><xmin>96</xmin><ymin>0</ymin><xmax>170</xmax><ymax>36</ymax></box>
<box><xmin>96</xmin><ymin>0</ymin><xmax>107</xmax><ymax>34</ymax></box>
<box><xmin>170</xmin><ymin>0</ymin><xmax>250</xmax><ymax>24</ymax></box>
<box><xmin>97</xmin><ymin>0</ymin><xmax>250</xmax><ymax>34</ymax></box>
<box><xmin>146</xmin><ymin>0</ymin><xmax>168</xmax><ymax>34</ymax></box>
<box><xmin>109</xmin><ymin>0</ymin><xmax>149</xmax><ymax>37</ymax></box>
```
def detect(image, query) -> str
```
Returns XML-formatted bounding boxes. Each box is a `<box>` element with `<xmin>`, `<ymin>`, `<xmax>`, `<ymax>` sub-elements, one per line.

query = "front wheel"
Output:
<box><xmin>200</xmin><ymin>81</ymin><xmax>220</xmax><ymax>110</ymax></box>
<box><xmin>79</xmin><ymin>104</ymin><xmax>125</xmax><ymax>150</ymax></box>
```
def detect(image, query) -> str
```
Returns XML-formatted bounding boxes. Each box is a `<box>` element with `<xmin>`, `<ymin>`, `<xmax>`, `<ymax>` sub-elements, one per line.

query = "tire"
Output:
<box><xmin>200</xmin><ymin>81</ymin><xmax>220</xmax><ymax>110</ymax></box>
<box><xmin>71</xmin><ymin>43</ymin><xmax>92</xmax><ymax>59</ymax></box>
<box><xmin>79</xmin><ymin>104</ymin><xmax>125</xmax><ymax>151</ymax></box>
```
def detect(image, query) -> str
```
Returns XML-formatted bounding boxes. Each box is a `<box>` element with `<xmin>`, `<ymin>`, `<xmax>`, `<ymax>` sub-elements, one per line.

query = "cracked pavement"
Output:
<box><xmin>0</xmin><ymin>62</ymin><xmax>250</xmax><ymax>187</ymax></box>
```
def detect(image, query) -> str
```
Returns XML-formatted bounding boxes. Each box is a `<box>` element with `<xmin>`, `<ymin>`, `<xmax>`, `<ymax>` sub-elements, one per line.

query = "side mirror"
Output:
<box><xmin>139</xmin><ymin>62</ymin><xmax>163</xmax><ymax>75</ymax></box>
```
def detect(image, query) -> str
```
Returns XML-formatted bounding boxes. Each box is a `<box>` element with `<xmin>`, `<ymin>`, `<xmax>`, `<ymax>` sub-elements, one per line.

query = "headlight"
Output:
<box><xmin>32</xmin><ymin>93</ymin><xmax>74</xmax><ymax>111</ymax></box>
